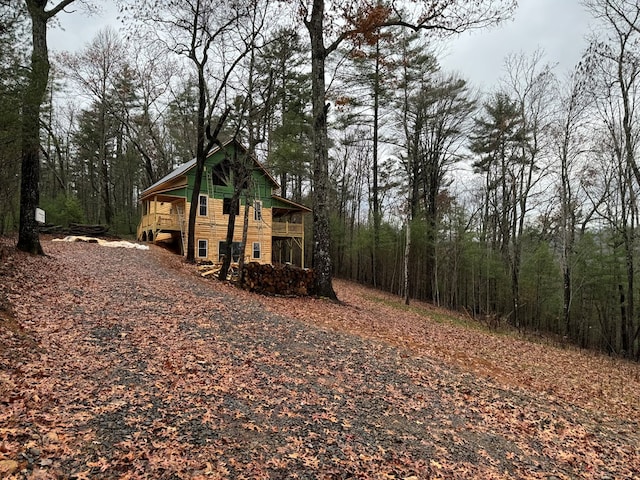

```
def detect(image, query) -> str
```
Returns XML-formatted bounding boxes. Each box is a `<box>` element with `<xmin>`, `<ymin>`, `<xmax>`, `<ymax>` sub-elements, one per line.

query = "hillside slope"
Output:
<box><xmin>263</xmin><ymin>279</ymin><xmax>640</xmax><ymax>423</ymax></box>
<box><xmin>0</xmin><ymin>239</ymin><xmax>638</xmax><ymax>479</ymax></box>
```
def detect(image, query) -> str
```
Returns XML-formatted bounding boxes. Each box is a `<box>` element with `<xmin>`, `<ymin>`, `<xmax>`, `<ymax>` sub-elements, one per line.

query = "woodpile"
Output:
<box><xmin>68</xmin><ymin>223</ymin><xmax>109</xmax><ymax>236</ymax></box>
<box><xmin>239</xmin><ymin>262</ymin><xmax>315</xmax><ymax>296</ymax></box>
<box><xmin>40</xmin><ymin>223</ymin><xmax>109</xmax><ymax>237</ymax></box>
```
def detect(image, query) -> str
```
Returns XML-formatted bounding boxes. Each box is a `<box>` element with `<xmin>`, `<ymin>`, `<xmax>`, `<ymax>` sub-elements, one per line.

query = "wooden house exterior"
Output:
<box><xmin>137</xmin><ymin>140</ymin><xmax>311</xmax><ymax>267</ymax></box>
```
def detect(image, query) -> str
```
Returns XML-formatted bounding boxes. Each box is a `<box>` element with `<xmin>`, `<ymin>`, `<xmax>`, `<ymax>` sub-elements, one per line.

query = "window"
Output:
<box><xmin>223</xmin><ymin>197</ymin><xmax>239</xmax><ymax>215</ymax></box>
<box><xmin>211</xmin><ymin>159</ymin><xmax>231</xmax><ymax>186</ymax></box>
<box><xmin>253</xmin><ymin>200</ymin><xmax>262</xmax><ymax>221</ymax></box>
<box><xmin>252</xmin><ymin>242</ymin><xmax>261</xmax><ymax>259</ymax></box>
<box><xmin>198</xmin><ymin>195</ymin><xmax>208</xmax><ymax>216</ymax></box>
<box><xmin>197</xmin><ymin>239</ymin><xmax>208</xmax><ymax>258</ymax></box>
<box><xmin>219</xmin><ymin>241</ymin><xmax>243</xmax><ymax>262</ymax></box>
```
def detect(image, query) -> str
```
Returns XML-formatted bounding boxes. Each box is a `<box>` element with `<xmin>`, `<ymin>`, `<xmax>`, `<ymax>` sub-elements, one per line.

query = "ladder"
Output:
<box><xmin>206</xmin><ymin>171</ymin><xmax>216</xmax><ymax>245</ymax></box>
<box><xmin>177</xmin><ymin>205</ymin><xmax>187</xmax><ymax>256</ymax></box>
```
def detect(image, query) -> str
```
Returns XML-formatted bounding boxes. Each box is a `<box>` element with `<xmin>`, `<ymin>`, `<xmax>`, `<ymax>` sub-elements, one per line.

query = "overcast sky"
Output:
<box><xmin>49</xmin><ymin>0</ymin><xmax>594</xmax><ymax>92</ymax></box>
<box><xmin>439</xmin><ymin>0</ymin><xmax>594</xmax><ymax>90</ymax></box>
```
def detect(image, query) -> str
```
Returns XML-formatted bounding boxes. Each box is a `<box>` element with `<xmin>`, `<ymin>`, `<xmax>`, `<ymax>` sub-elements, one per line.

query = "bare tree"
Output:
<box><xmin>502</xmin><ymin>51</ymin><xmax>556</xmax><ymax>328</ymax></box>
<box><xmin>552</xmin><ymin>70</ymin><xmax>591</xmax><ymax>337</ymax></box>
<box><xmin>219</xmin><ymin>25</ymin><xmax>274</xmax><ymax>282</ymax></box>
<box><xmin>583</xmin><ymin>0</ymin><xmax>640</xmax><ymax>35</ymax></box>
<box><xmin>62</xmin><ymin>27</ymin><xmax>127</xmax><ymax>225</ymax></box>
<box><xmin>405</xmin><ymin>72</ymin><xmax>476</xmax><ymax>304</ymax></box>
<box><xmin>110</xmin><ymin>43</ymin><xmax>178</xmax><ymax>187</ymax></box>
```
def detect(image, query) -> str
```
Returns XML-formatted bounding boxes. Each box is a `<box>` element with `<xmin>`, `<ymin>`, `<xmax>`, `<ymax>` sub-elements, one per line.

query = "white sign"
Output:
<box><xmin>35</xmin><ymin>208</ymin><xmax>45</xmax><ymax>224</ymax></box>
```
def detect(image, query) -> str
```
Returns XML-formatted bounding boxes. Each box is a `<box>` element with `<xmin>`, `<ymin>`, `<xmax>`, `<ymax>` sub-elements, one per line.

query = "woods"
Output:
<box><xmin>5</xmin><ymin>0</ymin><xmax>640</xmax><ymax>358</ymax></box>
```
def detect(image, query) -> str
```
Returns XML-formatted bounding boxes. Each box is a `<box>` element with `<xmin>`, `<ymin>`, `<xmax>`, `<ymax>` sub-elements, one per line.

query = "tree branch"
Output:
<box><xmin>45</xmin><ymin>0</ymin><xmax>78</xmax><ymax>20</ymax></box>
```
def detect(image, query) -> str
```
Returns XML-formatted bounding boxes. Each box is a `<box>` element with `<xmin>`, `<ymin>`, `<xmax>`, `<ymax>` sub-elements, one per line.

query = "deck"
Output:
<box><xmin>138</xmin><ymin>213</ymin><xmax>303</xmax><ymax>240</ymax></box>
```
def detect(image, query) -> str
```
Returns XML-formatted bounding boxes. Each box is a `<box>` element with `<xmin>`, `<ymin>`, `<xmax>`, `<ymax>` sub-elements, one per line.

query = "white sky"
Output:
<box><xmin>48</xmin><ymin>0</ymin><xmax>594</xmax><ymax>93</ymax></box>
<box><xmin>440</xmin><ymin>0</ymin><xmax>593</xmax><ymax>90</ymax></box>
<box><xmin>48</xmin><ymin>1</ymin><xmax>119</xmax><ymax>51</ymax></box>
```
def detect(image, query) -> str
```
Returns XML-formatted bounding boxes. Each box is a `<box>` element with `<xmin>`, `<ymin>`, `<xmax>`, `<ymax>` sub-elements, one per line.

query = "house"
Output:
<box><xmin>137</xmin><ymin>139</ymin><xmax>311</xmax><ymax>267</ymax></box>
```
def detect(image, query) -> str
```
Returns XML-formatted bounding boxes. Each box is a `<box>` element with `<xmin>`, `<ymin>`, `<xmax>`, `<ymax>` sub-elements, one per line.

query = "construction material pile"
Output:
<box><xmin>52</xmin><ymin>236</ymin><xmax>149</xmax><ymax>250</ymax></box>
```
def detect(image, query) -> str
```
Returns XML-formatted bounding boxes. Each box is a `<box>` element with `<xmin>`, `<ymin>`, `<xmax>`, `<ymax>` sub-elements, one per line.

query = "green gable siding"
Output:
<box><xmin>183</xmin><ymin>148</ymin><xmax>275</xmax><ymax>204</ymax></box>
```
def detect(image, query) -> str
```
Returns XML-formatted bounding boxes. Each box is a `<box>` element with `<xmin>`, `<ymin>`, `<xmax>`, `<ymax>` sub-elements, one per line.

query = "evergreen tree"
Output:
<box><xmin>257</xmin><ymin>28</ymin><xmax>312</xmax><ymax>202</ymax></box>
<box><xmin>0</xmin><ymin>2</ymin><xmax>27</xmax><ymax>233</ymax></box>
<box><xmin>164</xmin><ymin>78</ymin><xmax>199</xmax><ymax>168</ymax></box>
<box><xmin>470</xmin><ymin>92</ymin><xmax>527</xmax><ymax>321</ymax></box>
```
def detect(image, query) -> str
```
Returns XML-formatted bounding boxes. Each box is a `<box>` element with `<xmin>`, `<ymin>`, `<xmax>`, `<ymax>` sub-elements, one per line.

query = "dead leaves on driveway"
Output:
<box><xmin>0</xmin><ymin>239</ymin><xmax>639</xmax><ymax>479</ymax></box>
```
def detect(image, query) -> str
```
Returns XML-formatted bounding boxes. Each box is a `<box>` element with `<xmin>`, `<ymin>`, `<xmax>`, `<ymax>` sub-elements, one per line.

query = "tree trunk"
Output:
<box><xmin>186</xmin><ymin>63</ymin><xmax>208</xmax><ymax>263</ymax></box>
<box><xmin>403</xmin><ymin>217</ymin><xmax>411</xmax><ymax>305</ymax></box>
<box><xmin>372</xmin><ymin>37</ymin><xmax>381</xmax><ymax>288</ymax></box>
<box><xmin>219</xmin><ymin>191</ymin><xmax>240</xmax><ymax>281</ymax></box>
<box><xmin>238</xmin><ymin>193</ymin><xmax>251</xmax><ymax>284</ymax></box>
<box><xmin>306</xmin><ymin>0</ymin><xmax>337</xmax><ymax>300</ymax></box>
<box><xmin>560</xmin><ymin>138</ymin><xmax>574</xmax><ymax>335</ymax></box>
<box><xmin>18</xmin><ymin>1</ymin><xmax>49</xmax><ymax>255</ymax></box>
<box><xmin>219</xmin><ymin>147</ymin><xmax>251</xmax><ymax>281</ymax></box>
<box><xmin>99</xmin><ymin>101</ymin><xmax>112</xmax><ymax>225</ymax></box>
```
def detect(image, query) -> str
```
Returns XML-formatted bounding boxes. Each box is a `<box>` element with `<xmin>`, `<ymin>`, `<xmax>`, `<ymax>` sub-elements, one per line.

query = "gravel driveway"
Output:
<box><xmin>1</xmin><ymin>240</ymin><xmax>638</xmax><ymax>479</ymax></box>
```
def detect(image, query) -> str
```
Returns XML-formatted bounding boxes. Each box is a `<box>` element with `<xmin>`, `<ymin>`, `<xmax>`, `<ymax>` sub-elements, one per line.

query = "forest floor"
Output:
<box><xmin>0</xmin><ymin>237</ymin><xmax>639</xmax><ymax>479</ymax></box>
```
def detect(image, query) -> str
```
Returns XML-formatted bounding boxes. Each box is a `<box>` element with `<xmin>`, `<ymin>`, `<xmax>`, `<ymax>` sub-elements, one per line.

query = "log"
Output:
<box><xmin>68</xmin><ymin>223</ymin><xmax>109</xmax><ymax>236</ymax></box>
<box><xmin>39</xmin><ymin>223</ymin><xmax>64</xmax><ymax>234</ymax></box>
<box><xmin>201</xmin><ymin>269</ymin><xmax>220</xmax><ymax>277</ymax></box>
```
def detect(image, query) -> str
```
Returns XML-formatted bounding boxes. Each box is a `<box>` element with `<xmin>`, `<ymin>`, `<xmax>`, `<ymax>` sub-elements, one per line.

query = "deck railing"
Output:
<box><xmin>138</xmin><ymin>214</ymin><xmax>303</xmax><ymax>238</ymax></box>
<box><xmin>138</xmin><ymin>213</ymin><xmax>182</xmax><ymax>233</ymax></box>
<box><xmin>272</xmin><ymin>220</ymin><xmax>303</xmax><ymax>236</ymax></box>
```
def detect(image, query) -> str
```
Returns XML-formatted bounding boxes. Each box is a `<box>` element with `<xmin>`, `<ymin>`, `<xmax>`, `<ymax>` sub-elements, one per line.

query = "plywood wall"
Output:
<box><xmin>188</xmin><ymin>198</ymin><xmax>273</xmax><ymax>264</ymax></box>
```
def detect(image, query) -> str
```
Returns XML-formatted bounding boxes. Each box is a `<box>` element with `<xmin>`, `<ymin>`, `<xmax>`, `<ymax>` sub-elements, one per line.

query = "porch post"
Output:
<box><xmin>153</xmin><ymin>195</ymin><xmax>158</xmax><ymax>240</ymax></box>
<box><xmin>301</xmin><ymin>216</ymin><xmax>305</xmax><ymax>268</ymax></box>
<box><xmin>289</xmin><ymin>238</ymin><xmax>294</xmax><ymax>264</ymax></box>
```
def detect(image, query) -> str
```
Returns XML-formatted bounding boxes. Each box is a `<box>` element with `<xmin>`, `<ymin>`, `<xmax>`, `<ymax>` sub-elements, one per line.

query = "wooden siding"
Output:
<box><xmin>139</xmin><ymin>197</ymin><xmax>274</xmax><ymax>264</ymax></box>
<box><xmin>190</xmin><ymin>198</ymin><xmax>273</xmax><ymax>264</ymax></box>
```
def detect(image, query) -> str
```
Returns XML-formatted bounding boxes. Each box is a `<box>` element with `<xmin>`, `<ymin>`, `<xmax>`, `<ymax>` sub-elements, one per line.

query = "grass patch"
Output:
<box><xmin>361</xmin><ymin>293</ymin><xmax>475</xmax><ymax>328</ymax></box>
<box><xmin>358</xmin><ymin>291</ymin><xmax>520</xmax><ymax>337</ymax></box>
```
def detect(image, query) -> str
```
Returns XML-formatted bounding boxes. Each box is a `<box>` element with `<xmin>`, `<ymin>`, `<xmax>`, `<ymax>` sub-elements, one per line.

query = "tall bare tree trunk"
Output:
<box><xmin>186</xmin><ymin>60</ymin><xmax>210</xmax><ymax>263</ymax></box>
<box><xmin>372</xmin><ymin>37</ymin><xmax>381</xmax><ymax>288</ymax></box>
<box><xmin>219</xmin><ymin>189</ymin><xmax>241</xmax><ymax>280</ymax></box>
<box><xmin>403</xmin><ymin>217</ymin><xmax>411</xmax><ymax>305</ymax></box>
<box><xmin>18</xmin><ymin>1</ymin><xmax>52</xmax><ymax>255</ymax></box>
<box><xmin>238</xmin><ymin>192</ymin><xmax>251</xmax><ymax>283</ymax></box>
<box><xmin>305</xmin><ymin>0</ymin><xmax>337</xmax><ymax>300</ymax></box>
<box><xmin>19</xmin><ymin>0</ymin><xmax>78</xmax><ymax>254</ymax></box>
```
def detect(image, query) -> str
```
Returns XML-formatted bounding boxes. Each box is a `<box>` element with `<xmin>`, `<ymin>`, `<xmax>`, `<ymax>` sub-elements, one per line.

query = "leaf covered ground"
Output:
<box><xmin>0</xmin><ymin>239</ymin><xmax>639</xmax><ymax>479</ymax></box>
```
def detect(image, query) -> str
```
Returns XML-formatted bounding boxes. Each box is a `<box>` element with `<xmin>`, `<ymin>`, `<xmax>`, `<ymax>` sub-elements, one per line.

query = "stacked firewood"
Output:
<box><xmin>240</xmin><ymin>262</ymin><xmax>315</xmax><ymax>296</ymax></box>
